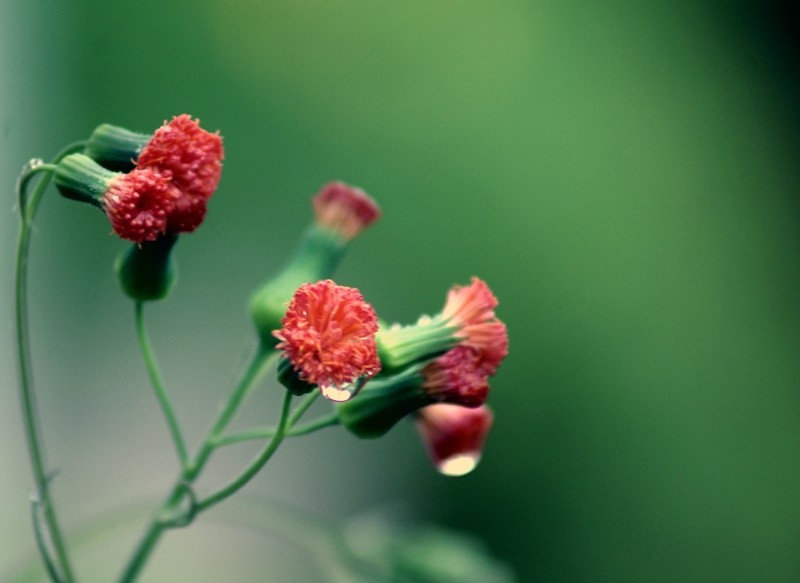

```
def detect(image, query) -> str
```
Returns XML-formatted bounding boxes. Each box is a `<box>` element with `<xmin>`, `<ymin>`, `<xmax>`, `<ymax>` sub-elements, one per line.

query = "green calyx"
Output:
<box><xmin>276</xmin><ymin>357</ymin><xmax>316</xmax><ymax>396</ymax></box>
<box><xmin>84</xmin><ymin>124</ymin><xmax>151</xmax><ymax>172</ymax></box>
<box><xmin>336</xmin><ymin>365</ymin><xmax>431</xmax><ymax>439</ymax></box>
<box><xmin>115</xmin><ymin>235</ymin><xmax>179</xmax><ymax>302</ymax></box>
<box><xmin>250</xmin><ymin>225</ymin><xmax>347</xmax><ymax>347</ymax></box>
<box><xmin>53</xmin><ymin>153</ymin><xmax>116</xmax><ymax>207</ymax></box>
<box><xmin>377</xmin><ymin>317</ymin><xmax>459</xmax><ymax>372</ymax></box>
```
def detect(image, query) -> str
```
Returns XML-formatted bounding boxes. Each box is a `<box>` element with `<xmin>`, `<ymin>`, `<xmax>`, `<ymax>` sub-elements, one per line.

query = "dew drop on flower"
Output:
<box><xmin>436</xmin><ymin>453</ymin><xmax>480</xmax><ymax>477</ymax></box>
<box><xmin>320</xmin><ymin>382</ymin><xmax>356</xmax><ymax>402</ymax></box>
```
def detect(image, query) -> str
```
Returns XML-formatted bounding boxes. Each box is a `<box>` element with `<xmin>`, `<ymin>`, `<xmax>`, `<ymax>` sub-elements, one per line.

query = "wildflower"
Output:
<box><xmin>274</xmin><ymin>280</ymin><xmax>381</xmax><ymax>400</ymax></box>
<box><xmin>250</xmin><ymin>182</ymin><xmax>380</xmax><ymax>345</ymax></box>
<box><xmin>337</xmin><ymin>344</ymin><xmax>496</xmax><ymax>438</ymax></box>
<box><xmin>136</xmin><ymin>115</ymin><xmax>223</xmax><ymax>233</ymax></box>
<box><xmin>378</xmin><ymin>277</ymin><xmax>508</xmax><ymax>373</ymax></box>
<box><xmin>313</xmin><ymin>181</ymin><xmax>381</xmax><ymax>241</ymax></box>
<box><xmin>420</xmin><ymin>345</ymin><xmax>491</xmax><ymax>407</ymax></box>
<box><xmin>84</xmin><ymin>114</ymin><xmax>224</xmax><ymax>233</ymax></box>
<box><xmin>55</xmin><ymin>153</ymin><xmax>179</xmax><ymax>243</ymax></box>
<box><xmin>415</xmin><ymin>403</ymin><xmax>494</xmax><ymax>476</ymax></box>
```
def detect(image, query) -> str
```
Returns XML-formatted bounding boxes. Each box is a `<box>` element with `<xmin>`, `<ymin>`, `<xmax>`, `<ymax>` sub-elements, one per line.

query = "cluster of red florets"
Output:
<box><xmin>416</xmin><ymin>277</ymin><xmax>509</xmax><ymax>407</ymax></box>
<box><xmin>101</xmin><ymin>115</ymin><xmax>223</xmax><ymax>243</ymax></box>
<box><xmin>274</xmin><ymin>280</ymin><xmax>382</xmax><ymax>389</ymax></box>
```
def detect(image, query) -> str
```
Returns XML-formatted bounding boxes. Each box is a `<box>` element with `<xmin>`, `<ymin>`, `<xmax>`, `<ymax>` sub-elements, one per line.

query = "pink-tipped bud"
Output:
<box><xmin>274</xmin><ymin>280</ymin><xmax>382</xmax><ymax>400</ymax></box>
<box><xmin>137</xmin><ymin>114</ymin><xmax>224</xmax><ymax>233</ymax></box>
<box><xmin>313</xmin><ymin>182</ymin><xmax>381</xmax><ymax>241</ymax></box>
<box><xmin>421</xmin><ymin>345</ymin><xmax>492</xmax><ymax>407</ymax></box>
<box><xmin>415</xmin><ymin>403</ymin><xmax>494</xmax><ymax>476</ymax></box>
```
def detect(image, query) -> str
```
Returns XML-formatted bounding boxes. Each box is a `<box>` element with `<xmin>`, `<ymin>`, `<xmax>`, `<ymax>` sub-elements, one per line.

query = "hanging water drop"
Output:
<box><xmin>320</xmin><ymin>381</ymin><xmax>356</xmax><ymax>402</ymax></box>
<box><xmin>436</xmin><ymin>452</ymin><xmax>480</xmax><ymax>477</ymax></box>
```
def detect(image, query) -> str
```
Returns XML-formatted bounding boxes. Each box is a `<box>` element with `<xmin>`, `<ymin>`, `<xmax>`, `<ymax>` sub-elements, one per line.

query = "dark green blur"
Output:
<box><xmin>2</xmin><ymin>1</ymin><xmax>799</xmax><ymax>581</ymax></box>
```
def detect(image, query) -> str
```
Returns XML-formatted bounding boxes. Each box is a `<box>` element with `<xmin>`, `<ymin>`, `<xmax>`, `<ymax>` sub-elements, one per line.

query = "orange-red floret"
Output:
<box><xmin>137</xmin><ymin>114</ymin><xmax>224</xmax><ymax>233</ymax></box>
<box><xmin>313</xmin><ymin>182</ymin><xmax>381</xmax><ymax>241</ymax></box>
<box><xmin>102</xmin><ymin>168</ymin><xmax>179</xmax><ymax>244</ymax></box>
<box><xmin>442</xmin><ymin>277</ymin><xmax>508</xmax><ymax>374</ymax></box>
<box><xmin>421</xmin><ymin>345</ymin><xmax>492</xmax><ymax>407</ymax></box>
<box><xmin>274</xmin><ymin>280</ymin><xmax>382</xmax><ymax>388</ymax></box>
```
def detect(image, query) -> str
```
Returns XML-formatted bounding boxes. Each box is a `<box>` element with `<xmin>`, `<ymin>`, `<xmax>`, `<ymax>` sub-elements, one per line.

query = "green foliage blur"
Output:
<box><xmin>2</xmin><ymin>0</ymin><xmax>799</xmax><ymax>581</ymax></box>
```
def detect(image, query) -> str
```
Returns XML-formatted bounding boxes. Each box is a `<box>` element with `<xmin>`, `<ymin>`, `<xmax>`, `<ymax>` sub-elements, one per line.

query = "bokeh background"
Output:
<box><xmin>2</xmin><ymin>1</ymin><xmax>800</xmax><ymax>581</ymax></box>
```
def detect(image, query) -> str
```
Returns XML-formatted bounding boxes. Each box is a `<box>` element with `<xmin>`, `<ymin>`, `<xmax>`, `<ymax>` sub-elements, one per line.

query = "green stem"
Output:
<box><xmin>14</xmin><ymin>143</ymin><xmax>85</xmax><ymax>583</ymax></box>
<box><xmin>117</xmin><ymin>348</ymin><xmax>277</xmax><ymax>583</ymax></box>
<box><xmin>195</xmin><ymin>391</ymin><xmax>294</xmax><ymax>513</ymax></box>
<box><xmin>288</xmin><ymin>414</ymin><xmax>340</xmax><ymax>436</ymax></box>
<box><xmin>212</xmin><ymin>407</ymin><xmax>339</xmax><ymax>447</ymax></box>
<box><xmin>134</xmin><ymin>301</ymin><xmax>189</xmax><ymax>468</ymax></box>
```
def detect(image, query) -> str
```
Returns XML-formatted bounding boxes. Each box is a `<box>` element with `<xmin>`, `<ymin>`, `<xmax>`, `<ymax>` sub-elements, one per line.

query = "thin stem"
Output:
<box><xmin>134</xmin><ymin>301</ymin><xmax>189</xmax><ymax>468</ymax></box>
<box><xmin>117</xmin><ymin>348</ymin><xmax>277</xmax><ymax>583</ymax></box>
<box><xmin>195</xmin><ymin>391</ymin><xmax>294</xmax><ymax>513</ymax></box>
<box><xmin>288</xmin><ymin>413</ymin><xmax>340</xmax><ymax>436</ymax></box>
<box><xmin>14</xmin><ymin>142</ymin><xmax>85</xmax><ymax>583</ymax></box>
<box><xmin>212</xmin><ymin>410</ymin><xmax>340</xmax><ymax>447</ymax></box>
<box><xmin>287</xmin><ymin>390</ymin><xmax>320</xmax><ymax>427</ymax></box>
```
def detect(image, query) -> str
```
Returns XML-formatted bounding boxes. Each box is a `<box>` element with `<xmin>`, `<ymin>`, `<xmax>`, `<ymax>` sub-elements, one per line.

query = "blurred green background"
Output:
<box><xmin>2</xmin><ymin>0</ymin><xmax>800</xmax><ymax>581</ymax></box>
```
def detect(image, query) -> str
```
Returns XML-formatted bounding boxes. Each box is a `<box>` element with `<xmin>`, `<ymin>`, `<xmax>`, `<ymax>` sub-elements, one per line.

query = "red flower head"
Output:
<box><xmin>377</xmin><ymin>277</ymin><xmax>508</xmax><ymax>375</ymax></box>
<box><xmin>441</xmin><ymin>277</ymin><xmax>508</xmax><ymax>374</ymax></box>
<box><xmin>103</xmin><ymin>167</ymin><xmax>180</xmax><ymax>244</ymax></box>
<box><xmin>415</xmin><ymin>403</ymin><xmax>494</xmax><ymax>476</ymax></box>
<box><xmin>137</xmin><ymin>114</ymin><xmax>224</xmax><ymax>233</ymax></box>
<box><xmin>421</xmin><ymin>345</ymin><xmax>493</xmax><ymax>407</ymax></box>
<box><xmin>313</xmin><ymin>182</ymin><xmax>381</xmax><ymax>241</ymax></box>
<box><xmin>274</xmin><ymin>280</ymin><xmax>382</xmax><ymax>400</ymax></box>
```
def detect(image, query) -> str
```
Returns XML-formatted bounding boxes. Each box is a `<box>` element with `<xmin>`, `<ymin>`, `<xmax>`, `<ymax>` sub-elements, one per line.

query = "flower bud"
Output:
<box><xmin>250</xmin><ymin>182</ymin><xmax>380</xmax><ymax>346</ymax></box>
<box><xmin>115</xmin><ymin>235</ymin><xmax>178</xmax><ymax>301</ymax></box>
<box><xmin>415</xmin><ymin>403</ymin><xmax>494</xmax><ymax>477</ymax></box>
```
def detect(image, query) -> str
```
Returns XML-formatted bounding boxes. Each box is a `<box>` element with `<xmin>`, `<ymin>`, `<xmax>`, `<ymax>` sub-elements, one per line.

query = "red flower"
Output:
<box><xmin>103</xmin><ymin>168</ymin><xmax>180</xmax><ymax>243</ymax></box>
<box><xmin>274</xmin><ymin>280</ymin><xmax>381</xmax><ymax>395</ymax></box>
<box><xmin>313</xmin><ymin>182</ymin><xmax>381</xmax><ymax>241</ymax></box>
<box><xmin>415</xmin><ymin>403</ymin><xmax>494</xmax><ymax>476</ymax></box>
<box><xmin>442</xmin><ymin>277</ymin><xmax>508</xmax><ymax>374</ymax></box>
<box><xmin>421</xmin><ymin>345</ymin><xmax>493</xmax><ymax>407</ymax></box>
<box><xmin>137</xmin><ymin>114</ymin><xmax>224</xmax><ymax>233</ymax></box>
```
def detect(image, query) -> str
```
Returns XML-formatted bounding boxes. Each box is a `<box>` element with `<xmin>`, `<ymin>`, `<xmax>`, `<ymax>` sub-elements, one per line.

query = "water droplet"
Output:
<box><xmin>436</xmin><ymin>453</ymin><xmax>480</xmax><ymax>477</ymax></box>
<box><xmin>27</xmin><ymin>158</ymin><xmax>45</xmax><ymax>170</ymax></box>
<box><xmin>417</xmin><ymin>314</ymin><xmax>432</xmax><ymax>326</ymax></box>
<box><xmin>320</xmin><ymin>382</ymin><xmax>355</xmax><ymax>402</ymax></box>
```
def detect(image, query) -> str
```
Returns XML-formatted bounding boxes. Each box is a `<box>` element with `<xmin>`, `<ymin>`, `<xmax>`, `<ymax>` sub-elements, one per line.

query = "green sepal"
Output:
<box><xmin>376</xmin><ymin>318</ymin><xmax>458</xmax><ymax>373</ymax></box>
<box><xmin>336</xmin><ymin>365</ymin><xmax>431</xmax><ymax>439</ymax></box>
<box><xmin>115</xmin><ymin>235</ymin><xmax>178</xmax><ymax>302</ymax></box>
<box><xmin>84</xmin><ymin>124</ymin><xmax>151</xmax><ymax>172</ymax></box>
<box><xmin>276</xmin><ymin>357</ymin><xmax>316</xmax><ymax>396</ymax></box>
<box><xmin>250</xmin><ymin>225</ymin><xmax>346</xmax><ymax>347</ymax></box>
<box><xmin>53</xmin><ymin>153</ymin><xmax>114</xmax><ymax>207</ymax></box>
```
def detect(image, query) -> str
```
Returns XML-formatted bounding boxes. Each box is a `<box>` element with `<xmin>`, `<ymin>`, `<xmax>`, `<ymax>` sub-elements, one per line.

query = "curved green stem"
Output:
<box><xmin>134</xmin><ymin>301</ymin><xmax>189</xmax><ymax>468</ymax></box>
<box><xmin>117</xmin><ymin>348</ymin><xmax>277</xmax><ymax>583</ymax></box>
<box><xmin>195</xmin><ymin>391</ymin><xmax>294</xmax><ymax>513</ymax></box>
<box><xmin>14</xmin><ymin>142</ymin><xmax>85</xmax><ymax>583</ymax></box>
<box><xmin>288</xmin><ymin>413</ymin><xmax>340</xmax><ymax>436</ymax></box>
<box><xmin>212</xmin><ymin>394</ymin><xmax>338</xmax><ymax>447</ymax></box>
